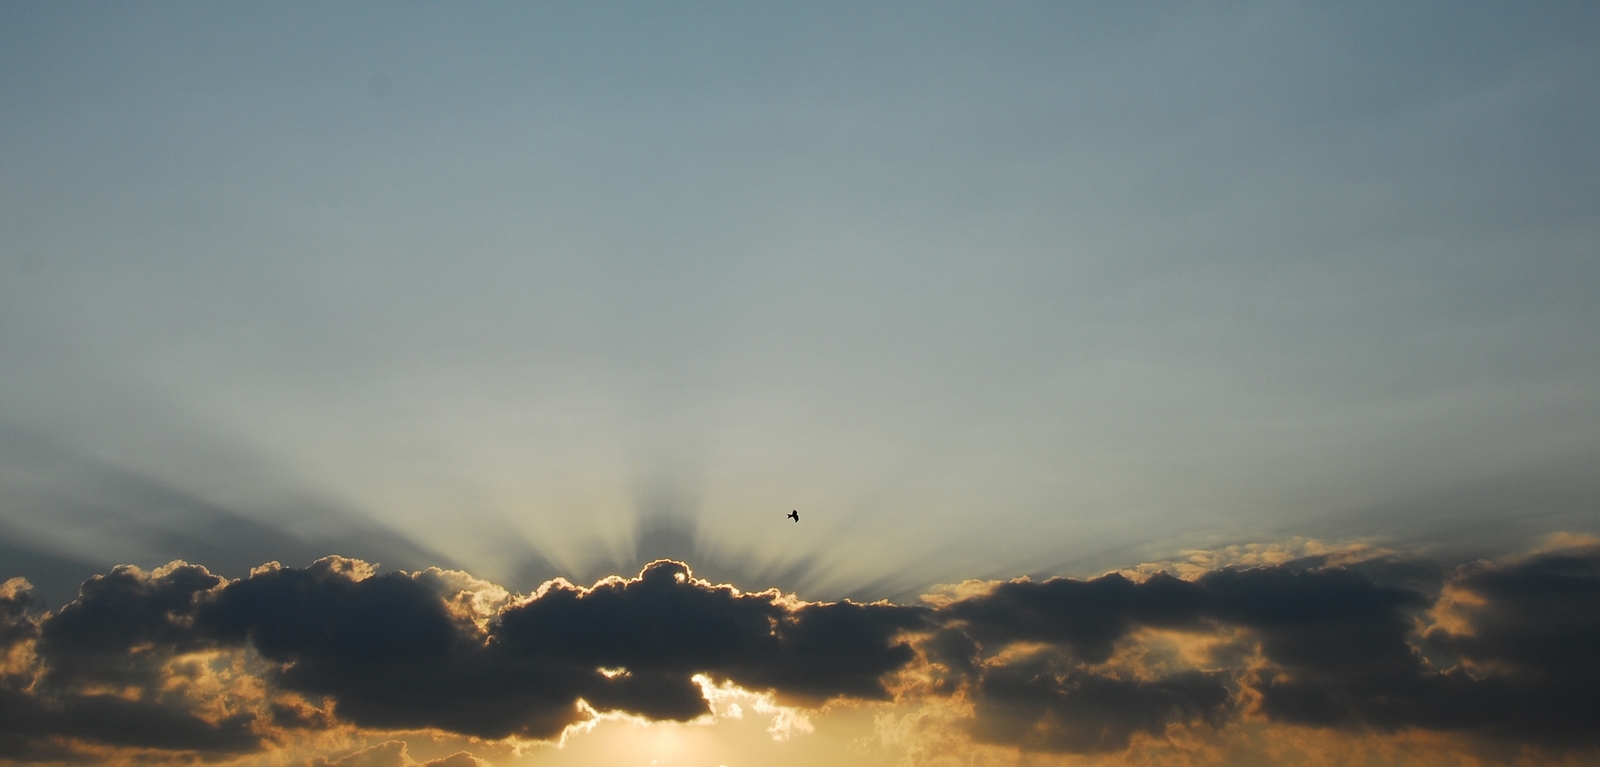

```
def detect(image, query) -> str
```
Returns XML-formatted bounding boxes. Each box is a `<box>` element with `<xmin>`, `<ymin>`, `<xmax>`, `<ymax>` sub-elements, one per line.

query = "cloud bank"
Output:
<box><xmin>1</xmin><ymin>541</ymin><xmax>1598</xmax><ymax>764</ymax></box>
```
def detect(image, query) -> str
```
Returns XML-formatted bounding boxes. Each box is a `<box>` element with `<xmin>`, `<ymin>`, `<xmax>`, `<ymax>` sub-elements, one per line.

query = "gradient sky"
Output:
<box><xmin>2</xmin><ymin>3</ymin><xmax>1598</xmax><ymax>766</ymax></box>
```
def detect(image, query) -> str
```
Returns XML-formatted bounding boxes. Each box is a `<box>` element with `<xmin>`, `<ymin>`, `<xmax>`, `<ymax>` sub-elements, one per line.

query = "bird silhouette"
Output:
<box><xmin>787</xmin><ymin>510</ymin><xmax>799</xmax><ymax>522</ymax></box>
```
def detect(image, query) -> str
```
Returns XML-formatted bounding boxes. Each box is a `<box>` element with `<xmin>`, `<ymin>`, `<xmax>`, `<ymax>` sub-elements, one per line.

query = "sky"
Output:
<box><xmin>1</xmin><ymin>2</ymin><xmax>1598</xmax><ymax>765</ymax></box>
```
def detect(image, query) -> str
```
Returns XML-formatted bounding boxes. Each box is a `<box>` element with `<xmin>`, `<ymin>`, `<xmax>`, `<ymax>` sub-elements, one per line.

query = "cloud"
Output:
<box><xmin>38</xmin><ymin>562</ymin><xmax>226</xmax><ymax>691</ymax></box>
<box><xmin>1</xmin><ymin>544</ymin><xmax>1598</xmax><ymax>763</ymax></box>
<box><xmin>196</xmin><ymin>558</ymin><xmax>927</xmax><ymax>740</ymax></box>
<box><xmin>416</xmin><ymin>755</ymin><xmax>487</xmax><ymax>767</ymax></box>
<box><xmin>308</xmin><ymin>741</ymin><xmax>488</xmax><ymax>767</ymax></box>
<box><xmin>969</xmin><ymin>658</ymin><xmax>1233</xmax><ymax>754</ymax></box>
<box><xmin>0</xmin><ymin>567</ymin><xmax>261</xmax><ymax>762</ymax></box>
<box><xmin>927</xmin><ymin>544</ymin><xmax>1600</xmax><ymax>754</ymax></box>
<box><xmin>309</xmin><ymin>740</ymin><xmax>408</xmax><ymax>767</ymax></box>
<box><xmin>0</xmin><ymin>578</ymin><xmax>38</xmax><ymax>657</ymax></box>
<box><xmin>0</xmin><ymin>556</ymin><xmax>928</xmax><ymax>760</ymax></box>
<box><xmin>938</xmin><ymin>571</ymin><xmax>1208</xmax><ymax>664</ymax></box>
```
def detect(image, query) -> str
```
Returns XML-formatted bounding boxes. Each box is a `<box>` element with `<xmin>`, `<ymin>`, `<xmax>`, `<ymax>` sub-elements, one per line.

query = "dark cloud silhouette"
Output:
<box><xmin>1432</xmin><ymin>546</ymin><xmax>1600</xmax><ymax>681</ymax></box>
<box><xmin>1416</xmin><ymin>547</ymin><xmax>1600</xmax><ymax>744</ymax></box>
<box><xmin>970</xmin><ymin>658</ymin><xmax>1233</xmax><ymax>754</ymax></box>
<box><xmin>0</xmin><ymin>578</ymin><xmax>38</xmax><ymax>652</ymax></box>
<box><xmin>4</xmin><ymin>556</ymin><xmax>926</xmax><ymax>757</ymax></box>
<box><xmin>179</xmin><ymin>557</ymin><xmax>926</xmax><ymax>739</ymax></box>
<box><xmin>1199</xmin><ymin>552</ymin><xmax>1599</xmax><ymax>744</ymax></box>
<box><xmin>39</xmin><ymin>563</ymin><xmax>225</xmax><ymax>690</ymax></box>
<box><xmin>0</xmin><ymin>567</ymin><xmax>262</xmax><ymax>762</ymax></box>
<box><xmin>929</xmin><ymin>571</ymin><xmax>1234</xmax><ymax>752</ymax></box>
<box><xmin>1198</xmin><ymin>563</ymin><xmax>1474</xmax><ymax>735</ymax></box>
<box><xmin>0</xmin><ymin>689</ymin><xmax>260</xmax><ymax>757</ymax></box>
<box><xmin>933</xmin><ymin>545</ymin><xmax>1600</xmax><ymax>752</ymax></box>
<box><xmin>202</xmin><ymin>557</ymin><xmax>581</xmax><ymax>740</ymax></box>
<box><xmin>940</xmin><ymin>571</ymin><xmax>1207</xmax><ymax>663</ymax></box>
<box><xmin>2</xmin><ymin>544</ymin><xmax>1599</xmax><ymax>761</ymax></box>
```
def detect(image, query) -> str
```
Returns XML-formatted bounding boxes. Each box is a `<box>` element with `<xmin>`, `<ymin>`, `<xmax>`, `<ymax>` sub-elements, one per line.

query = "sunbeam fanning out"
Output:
<box><xmin>3</xmin><ymin>2</ymin><xmax>1600</xmax><ymax>765</ymax></box>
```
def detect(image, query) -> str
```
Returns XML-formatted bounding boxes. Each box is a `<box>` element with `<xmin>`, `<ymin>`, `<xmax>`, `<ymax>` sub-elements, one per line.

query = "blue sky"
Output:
<box><xmin>1</xmin><ymin>5</ymin><xmax>1598</xmax><ymax>763</ymax></box>
<box><xmin>4</xmin><ymin>1</ymin><xmax>1598</xmax><ymax>594</ymax></box>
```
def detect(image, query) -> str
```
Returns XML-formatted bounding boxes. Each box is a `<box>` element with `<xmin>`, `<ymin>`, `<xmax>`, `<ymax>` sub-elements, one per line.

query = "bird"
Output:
<box><xmin>787</xmin><ymin>510</ymin><xmax>799</xmax><ymax>523</ymax></box>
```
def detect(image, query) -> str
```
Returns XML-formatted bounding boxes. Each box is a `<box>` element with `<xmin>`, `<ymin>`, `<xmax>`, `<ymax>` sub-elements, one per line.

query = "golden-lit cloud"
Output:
<box><xmin>1</xmin><ymin>542</ymin><xmax>1597</xmax><ymax>765</ymax></box>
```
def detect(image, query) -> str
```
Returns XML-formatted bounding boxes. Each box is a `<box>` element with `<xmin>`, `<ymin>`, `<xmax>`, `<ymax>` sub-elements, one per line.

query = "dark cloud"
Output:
<box><xmin>200</xmin><ymin>557</ymin><xmax>600</xmax><ymax>740</ymax></box>
<box><xmin>1419</xmin><ymin>546</ymin><xmax>1600</xmax><ymax>744</ymax></box>
<box><xmin>1433</xmin><ymin>546</ymin><xmax>1600</xmax><ymax>680</ymax></box>
<box><xmin>1195</xmin><ymin>564</ymin><xmax>1468</xmax><ymax>733</ymax></box>
<box><xmin>38</xmin><ymin>563</ymin><xmax>225</xmax><ymax>690</ymax></box>
<box><xmin>497</xmin><ymin>561</ymin><xmax>924</xmax><ymax>710</ymax></box>
<box><xmin>0</xmin><ymin>566</ymin><xmax>262</xmax><ymax>762</ymax></box>
<box><xmin>0</xmin><ymin>688</ymin><xmax>259</xmax><ymax>756</ymax></box>
<box><xmin>934</xmin><ymin>572</ymin><xmax>1231</xmax><ymax>753</ymax></box>
<box><xmin>970</xmin><ymin>657</ymin><xmax>1233</xmax><ymax>753</ymax></box>
<box><xmin>2</xmin><ymin>544</ymin><xmax>1599</xmax><ymax>761</ymax></box>
<box><xmin>80</xmin><ymin>557</ymin><xmax>927</xmax><ymax>740</ymax></box>
<box><xmin>1199</xmin><ymin>550</ymin><xmax>1600</xmax><ymax>744</ymax></box>
<box><xmin>934</xmin><ymin>545</ymin><xmax>1600</xmax><ymax>752</ymax></box>
<box><xmin>940</xmin><ymin>571</ymin><xmax>1206</xmax><ymax>663</ymax></box>
<box><xmin>0</xmin><ymin>578</ymin><xmax>39</xmax><ymax>653</ymax></box>
<box><xmin>1198</xmin><ymin>565</ymin><xmax>1429</xmax><ymax>696</ymax></box>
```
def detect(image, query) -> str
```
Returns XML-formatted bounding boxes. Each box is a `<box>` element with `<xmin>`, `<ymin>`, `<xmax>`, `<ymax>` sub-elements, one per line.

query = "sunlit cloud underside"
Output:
<box><xmin>2</xmin><ymin>537</ymin><xmax>1597</xmax><ymax>766</ymax></box>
